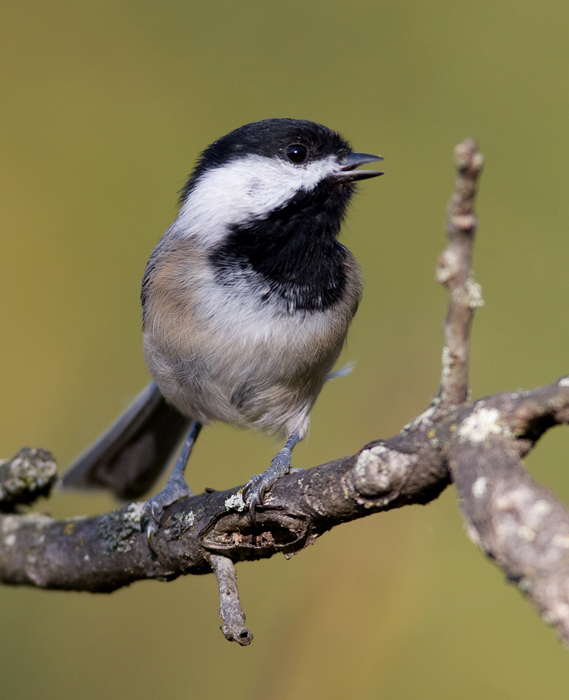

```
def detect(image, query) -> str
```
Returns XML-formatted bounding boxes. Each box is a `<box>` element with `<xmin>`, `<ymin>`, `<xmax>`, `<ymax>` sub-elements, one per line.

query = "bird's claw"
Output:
<box><xmin>140</xmin><ymin>478</ymin><xmax>192</xmax><ymax>556</ymax></box>
<box><xmin>243</xmin><ymin>477</ymin><xmax>267</xmax><ymax>527</ymax></box>
<box><xmin>243</xmin><ymin>448</ymin><xmax>292</xmax><ymax>526</ymax></box>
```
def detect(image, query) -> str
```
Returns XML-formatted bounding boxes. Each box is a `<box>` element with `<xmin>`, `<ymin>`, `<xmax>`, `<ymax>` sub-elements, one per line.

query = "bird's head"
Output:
<box><xmin>176</xmin><ymin>118</ymin><xmax>383</xmax><ymax>247</ymax></box>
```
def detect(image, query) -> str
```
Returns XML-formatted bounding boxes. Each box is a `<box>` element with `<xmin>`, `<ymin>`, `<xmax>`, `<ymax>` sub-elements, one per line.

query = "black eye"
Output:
<box><xmin>285</xmin><ymin>143</ymin><xmax>308</xmax><ymax>164</ymax></box>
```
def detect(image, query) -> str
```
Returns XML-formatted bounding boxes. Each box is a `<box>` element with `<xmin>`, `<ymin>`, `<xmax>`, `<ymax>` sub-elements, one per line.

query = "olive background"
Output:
<box><xmin>1</xmin><ymin>0</ymin><xmax>569</xmax><ymax>698</ymax></box>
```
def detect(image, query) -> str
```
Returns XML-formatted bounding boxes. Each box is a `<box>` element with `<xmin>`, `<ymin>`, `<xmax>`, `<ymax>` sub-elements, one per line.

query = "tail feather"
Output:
<box><xmin>61</xmin><ymin>382</ymin><xmax>191</xmax><ymax>501</ymax></box>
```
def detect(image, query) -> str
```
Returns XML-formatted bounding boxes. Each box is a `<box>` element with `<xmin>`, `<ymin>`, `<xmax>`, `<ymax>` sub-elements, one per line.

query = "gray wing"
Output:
<box><xmin>60</xmin><ymin>382</ymin><xmax>191</xmax><ymax>500</ymax></box>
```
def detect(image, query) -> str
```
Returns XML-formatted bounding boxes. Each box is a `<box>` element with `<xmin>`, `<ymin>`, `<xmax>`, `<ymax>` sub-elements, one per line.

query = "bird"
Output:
<box><xmin>61</xmin><ymin>118</ymin><xmax>383</xmax><ymax>542</ymax></box>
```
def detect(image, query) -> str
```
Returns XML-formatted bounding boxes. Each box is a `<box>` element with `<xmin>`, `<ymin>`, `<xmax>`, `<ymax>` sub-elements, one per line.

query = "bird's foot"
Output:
<box><xmin>140</xmin><ymin>474</ymin><xmax>193</xmax><ymax>556</ymax></box>
<box><xmin>243</xmin><ymin>447</ymin><xmax>292</xmax><ymax>525</ymax></box>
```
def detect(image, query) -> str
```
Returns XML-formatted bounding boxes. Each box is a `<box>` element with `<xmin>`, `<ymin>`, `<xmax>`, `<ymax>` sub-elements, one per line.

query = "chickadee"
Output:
<box><xmin>62</xmin><ymin>118</ymin><xmax>383</xmax><ymax>536</ymax></box>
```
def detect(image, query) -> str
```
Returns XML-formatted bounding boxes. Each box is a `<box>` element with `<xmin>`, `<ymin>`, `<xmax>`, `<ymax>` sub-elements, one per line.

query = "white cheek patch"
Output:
<box><xmin>176</xmin><ymin>154</ymin><xmax>339</xmax><ymax>247</ymax></box>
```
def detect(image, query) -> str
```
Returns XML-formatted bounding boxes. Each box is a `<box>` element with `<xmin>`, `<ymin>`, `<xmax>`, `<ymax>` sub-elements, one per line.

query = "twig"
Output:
<box><xmin>437</xmin><ymin>139</ymin><xmax>484</xmax><ymax>406</ymax></box>
<box><xmin>209</xmin><ymin>554</ymin><xmax>253</xmax><ymax>646</ymax></box>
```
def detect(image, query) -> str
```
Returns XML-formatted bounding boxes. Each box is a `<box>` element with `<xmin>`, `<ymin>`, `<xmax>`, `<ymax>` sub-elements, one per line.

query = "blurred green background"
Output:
<box><xmin>1</xmin><ymin>0</ymin><xmax>569</xmax><ymax>697</ymax></box>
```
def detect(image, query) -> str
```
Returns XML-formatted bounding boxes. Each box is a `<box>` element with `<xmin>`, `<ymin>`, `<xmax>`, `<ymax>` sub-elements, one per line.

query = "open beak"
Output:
<box><xmin>333</xmin><ymin>152</ymin><xmax>385</xmax><ymax>182</ymax></box>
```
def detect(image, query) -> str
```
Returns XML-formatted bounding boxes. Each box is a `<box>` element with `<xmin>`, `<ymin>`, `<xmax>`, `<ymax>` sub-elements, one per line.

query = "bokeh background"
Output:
<box><xmin>1</xmin><ymin>0</ymin><xmax>569</xmax><ymax>697</ymax></box>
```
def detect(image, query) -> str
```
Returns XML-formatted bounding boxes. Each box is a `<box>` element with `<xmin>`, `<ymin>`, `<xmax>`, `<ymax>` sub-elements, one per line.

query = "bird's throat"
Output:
<box><xmin>210</xmin><ymin>181</ymin><xmax>353</xmax><ymax>312</ymax></box>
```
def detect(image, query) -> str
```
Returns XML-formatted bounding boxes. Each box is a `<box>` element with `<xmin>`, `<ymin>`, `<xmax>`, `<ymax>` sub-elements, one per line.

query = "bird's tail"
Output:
<box><xmin>60</xmin><ymin>382</ymin><xmax>191</xmax><ymax>501</ymax></box>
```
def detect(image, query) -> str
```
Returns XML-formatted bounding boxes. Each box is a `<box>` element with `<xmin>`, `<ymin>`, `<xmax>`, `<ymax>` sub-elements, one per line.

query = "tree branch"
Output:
<box><xmin>0</xmin><ymin>448</ymin><xmax>57</xmax><ymax>511</ymax></box>
<box><xmin>3</xmin><ymin>140</ymin><xmax>569</xmax><ymax>647</ymax></box>
<box><xmin>437</xmin><ymin>138</ymin><xmax>484</xmax><ymax>406</ymax></box>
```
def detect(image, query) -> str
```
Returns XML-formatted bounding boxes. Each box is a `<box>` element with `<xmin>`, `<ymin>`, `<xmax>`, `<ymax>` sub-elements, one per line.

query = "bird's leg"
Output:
<box><xmin>244</xmin><ymin>432</ymin><xmax>301</xmax><ymax>523</ymax></box>
<box><xmin>141</xmin><ymin>420</ymin><xmax>202</xmax><ymax>553</ymax></box>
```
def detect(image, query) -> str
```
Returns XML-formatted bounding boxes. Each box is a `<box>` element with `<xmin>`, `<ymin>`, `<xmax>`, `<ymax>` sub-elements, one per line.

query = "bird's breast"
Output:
<box><xmin>142</xmin><ymin>237</ymin><xmax>361</xmax><ymax>436</ymax></box>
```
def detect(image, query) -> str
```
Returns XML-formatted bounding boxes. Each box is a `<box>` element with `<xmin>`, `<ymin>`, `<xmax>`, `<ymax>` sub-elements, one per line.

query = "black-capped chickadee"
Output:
<box><xmin>62</xmin><ymin>118</ymin><xmax>383</xmax><ymax>537</ymax></box>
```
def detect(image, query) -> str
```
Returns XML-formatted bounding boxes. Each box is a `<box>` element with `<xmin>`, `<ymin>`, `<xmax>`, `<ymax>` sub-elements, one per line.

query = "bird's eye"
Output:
<box><xmin>285</xmin><ymin>144</ymin><xmax>308</xmax><ymax>164</ymax></box>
